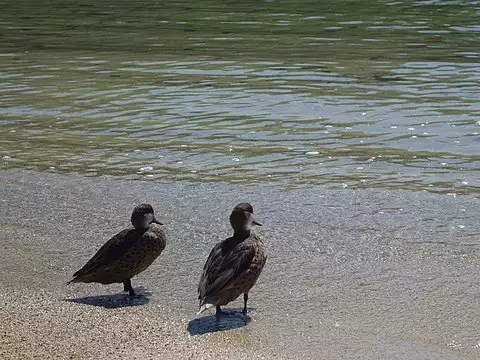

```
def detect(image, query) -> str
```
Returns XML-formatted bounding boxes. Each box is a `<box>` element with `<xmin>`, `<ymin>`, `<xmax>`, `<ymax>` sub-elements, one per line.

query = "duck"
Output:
<box><xmin>69</xmin><ymin>203</ymin><xmax>166</xmax><ymax>296</ymax></box>
<box><xmin>197</xmin><ymin>202</ymin><xmax>266</xmax><ymax>318</ymax></box>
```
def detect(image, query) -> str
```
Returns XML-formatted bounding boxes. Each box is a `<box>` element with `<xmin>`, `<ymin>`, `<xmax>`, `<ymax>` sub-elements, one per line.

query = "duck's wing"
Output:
<box><xmin>71</xmin><ymin>228</ymin><xmax>138</xmax><ymax>279</ymax></box>
<box><xmin>198</xmin><ymin>238</ymin><xmax>255</xmax><ymax>300</ymax></box>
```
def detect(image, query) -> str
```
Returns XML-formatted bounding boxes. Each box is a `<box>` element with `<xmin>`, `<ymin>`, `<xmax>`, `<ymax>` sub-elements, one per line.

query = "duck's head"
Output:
<box><xmin>131</xmin><ymin>203</ymin><xmax>163</xmax><ymax>230</ymax></box>
<box><xmin>229</xmin><ymin>202</ymin><xmax>262</xmax><ymax>233</ymax></box>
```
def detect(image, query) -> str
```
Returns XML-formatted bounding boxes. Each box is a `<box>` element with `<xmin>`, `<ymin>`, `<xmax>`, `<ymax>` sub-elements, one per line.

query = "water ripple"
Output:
<box><xmin>1</xmin><ymin>0</ymin><xmax>479</xmax><ymax>194</ymax></box>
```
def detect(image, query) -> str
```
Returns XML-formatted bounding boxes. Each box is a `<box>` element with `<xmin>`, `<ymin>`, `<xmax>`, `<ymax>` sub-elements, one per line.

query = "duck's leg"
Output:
<box><xmin>243</xmin><ymin>293</ymin><xmax>248</xmax><ymax>314</ymax></box>
<box><xmin>242</xmin><ymin>293</ymin><xmax>250</xmax><ymax>324</ymax></box>
<box><xmin>123</xmin><ymin>279</ymin><xmax>136</xmax><ymax>296</ymax></box>
<box><xmin>215</xmin><ymin>306</ymin><xmax>224</xmax><ymax>326</ymax></box>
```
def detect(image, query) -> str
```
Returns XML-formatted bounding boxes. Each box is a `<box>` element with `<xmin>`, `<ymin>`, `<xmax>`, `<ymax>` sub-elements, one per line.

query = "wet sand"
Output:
<box><xmin>1</xmin><ymin>169</ymin><xmax>479</xmax><ymax>359</ymax></box>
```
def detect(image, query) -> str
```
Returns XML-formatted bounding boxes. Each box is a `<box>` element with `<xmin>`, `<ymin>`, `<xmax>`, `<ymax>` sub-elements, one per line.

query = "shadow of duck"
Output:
<box><xmin>187</xmin><ymin>308</ymin><xmax>254</xmax><ymax>336</ymax></box>
<box><xmin>64</xmin><ymin>287</ymin><xmax>151</xmax><ymax>309</ymax></box>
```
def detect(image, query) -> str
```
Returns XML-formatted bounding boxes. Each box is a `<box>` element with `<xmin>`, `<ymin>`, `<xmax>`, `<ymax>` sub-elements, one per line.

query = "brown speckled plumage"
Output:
<box><xmin>69</xmin><ymin>204</ymin><xmax>166</xmax><ymax>296</ymax></box>
<box><xmin>198</xmin><ymin>203</ymin><xmax>266</xmax><ymax>317</ymax></box>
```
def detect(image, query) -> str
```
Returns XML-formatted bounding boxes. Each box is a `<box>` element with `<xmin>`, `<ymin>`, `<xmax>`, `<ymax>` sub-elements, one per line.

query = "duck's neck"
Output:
<box><xmin>233</xmin><ymin>229</ymin><xmax>251</xmax><ymax>240</ymax></box>
<box><xmin>134</xmin><ymin>226</ymin><xmax>149</xmax><ymax>234</ymax></box>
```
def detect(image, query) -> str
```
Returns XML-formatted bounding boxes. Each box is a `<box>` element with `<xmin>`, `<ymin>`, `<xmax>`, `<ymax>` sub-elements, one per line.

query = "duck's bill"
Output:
<box><xmin>153</xmin><ymin>217</ymin><xmax>164</xmax><ymax>225</ymax></box>
<box><xmin>252</xmin><ymin>218</ymin><xmax>262</xmax><ymax>226</ymax></box>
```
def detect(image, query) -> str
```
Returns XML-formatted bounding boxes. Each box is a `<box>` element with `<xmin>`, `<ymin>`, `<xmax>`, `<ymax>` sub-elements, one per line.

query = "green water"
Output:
<box><xmin>1</xmin><ymin>0</ymin><xmax>479</xmax><ymax>193</ymax></box>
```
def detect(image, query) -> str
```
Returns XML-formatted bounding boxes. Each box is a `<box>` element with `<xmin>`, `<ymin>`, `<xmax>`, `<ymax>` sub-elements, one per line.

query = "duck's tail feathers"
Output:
<box><xmin>197</xmin><ymin>302</ymin><xmax>214</xmax><ymax>315</ymax></box>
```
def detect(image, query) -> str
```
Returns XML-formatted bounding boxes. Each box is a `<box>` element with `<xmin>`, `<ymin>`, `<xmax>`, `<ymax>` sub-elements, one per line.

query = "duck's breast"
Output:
<box><xmin>115</xmin><ymin>224</ymin><xmax>166</xmax><ymax>277</ymax></box>
<box><xmin>229</xmin><ymin>235</ymin><xmax>267</xmax><ymax>293</ymax></box>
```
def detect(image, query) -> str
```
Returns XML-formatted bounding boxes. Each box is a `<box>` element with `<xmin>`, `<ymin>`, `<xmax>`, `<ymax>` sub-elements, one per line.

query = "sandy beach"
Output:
<box><xmin>1</xmin><ymin>169</ymin><xmax>479</xmax><ymax>359</ymax></box>
<box><xmin>0</xmin><ymin>290</ymin><xmax>270</xmax><ymax>360</ymax></box>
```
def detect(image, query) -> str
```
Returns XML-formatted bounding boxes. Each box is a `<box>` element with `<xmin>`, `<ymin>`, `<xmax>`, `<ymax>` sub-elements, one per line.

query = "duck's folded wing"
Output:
<box><xmin>198</xmin><ymin>241</ymin><xmax>255</xmax><ymax>299</ymax></box>
<box><xmin>72</xmin><ymin>229</ymin><xmax>137</xmax><ymax>278</ymax></box>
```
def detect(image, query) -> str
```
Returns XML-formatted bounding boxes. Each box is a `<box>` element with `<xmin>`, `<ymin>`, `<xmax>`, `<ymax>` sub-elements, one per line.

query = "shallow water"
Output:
<box><xmin>1</xmin><ymin>0</ymin><xmax>479</xmax><ymax>194</ymax></box>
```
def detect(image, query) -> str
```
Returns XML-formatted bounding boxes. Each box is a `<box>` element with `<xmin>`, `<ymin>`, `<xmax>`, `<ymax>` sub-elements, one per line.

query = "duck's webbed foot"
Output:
<box><xmin>215</xmin><ymin>306</ymin><xmax>225</xmax><ymax>317</ymax></box>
